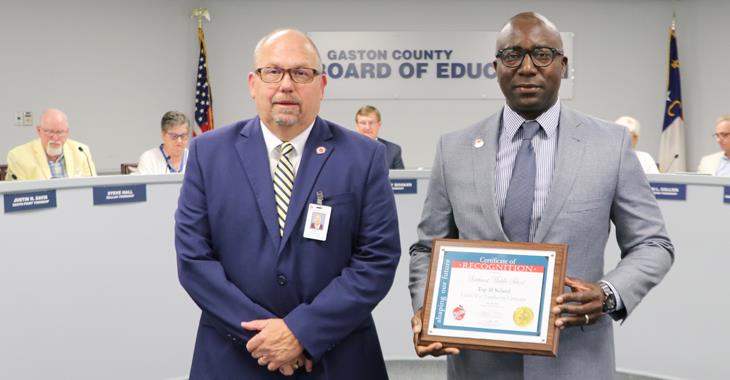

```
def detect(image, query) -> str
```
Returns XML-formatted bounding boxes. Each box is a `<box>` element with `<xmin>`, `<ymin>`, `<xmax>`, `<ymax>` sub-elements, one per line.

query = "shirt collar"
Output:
<box><xmin>501</xmin><ymin>100</ymin><xmax>561</xmax><ymax>140</ymax></box>
<box><xmin>260</xmin><ymin>119</ymin><xmax>315</xmax><ymax>159</ymax></box>
<box><xmin>48</xmin><ymin>151</ymin><xmax>65</xmax><ymax>164</ymax></box>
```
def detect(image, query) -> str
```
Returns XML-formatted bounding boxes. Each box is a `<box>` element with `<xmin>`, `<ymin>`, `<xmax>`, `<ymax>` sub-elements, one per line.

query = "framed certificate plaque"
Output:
<box><xmin>419</xmin><ymin>239</ymin><xmax>568</xmax><ymax>357</ymax></box>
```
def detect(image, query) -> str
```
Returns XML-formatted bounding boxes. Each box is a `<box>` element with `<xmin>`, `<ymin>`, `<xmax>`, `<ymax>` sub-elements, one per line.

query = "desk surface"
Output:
<box><xmin>0</xmin><ymin>172</ymin><xmax>728</xmax><ymax>379</ymax></box>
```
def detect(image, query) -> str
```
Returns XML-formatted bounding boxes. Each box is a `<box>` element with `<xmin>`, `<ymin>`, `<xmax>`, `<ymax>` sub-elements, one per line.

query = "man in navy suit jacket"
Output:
<box><xmin>175</xmin><ymin>29</ymin><xmax>400</xmax><ymax>379</ymax></box>
<box><xmin>355</xmin><ymin>105</ymin><xmax>405</xmax><ymax>169</ymax></box>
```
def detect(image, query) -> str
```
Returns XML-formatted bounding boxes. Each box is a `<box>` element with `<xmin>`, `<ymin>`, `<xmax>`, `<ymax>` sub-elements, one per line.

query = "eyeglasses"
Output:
<box><xmin>40</xmin><ymin>128</ymin><xmax>69</xmax><ymax>136</ymax></box>
<box><xmin>255</xmin><ymin>67</ymin><xmax>320</xmax><ymax>84</ymax></box>
<box><xmin>166</xmin><ymin>132</ymin><xmax>189</xmax><ymax>141</ymax></box>
<box><xmin>713</xmin><ymin>132</ymin><xmax>730</xmax><ymax>140</ymax></box>
<box><xmin>495</xmin><ymin>47</ymin><xmax>564</xmax><ymax>68</ymax></box>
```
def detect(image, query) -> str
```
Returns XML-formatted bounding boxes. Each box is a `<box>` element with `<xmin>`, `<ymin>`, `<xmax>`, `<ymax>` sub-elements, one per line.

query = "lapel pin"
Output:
<box><xmin>316</xmin><ymin>146</ymin><xmax>327</xmax><ymax>155</ymax></box>
<box><xmin>474</xmin><ymin>138</ymin><xmax>484</xmax><ymax>148</ymax></box>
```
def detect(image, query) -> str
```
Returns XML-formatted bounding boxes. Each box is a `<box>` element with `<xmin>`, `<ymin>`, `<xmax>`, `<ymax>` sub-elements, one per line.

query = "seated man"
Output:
<box><xmin>6</xmin><ymin>108</ymin><xmax>97</xmax><ymax>181</ymax></box>
<box><xmin>615</xmin><ymin>116</ymin><xmax>659</xmax><ymax>174</ymax></box>
<box><xmin>697</xmin><ymin>115</ymin><xmax>730</xmax><ymax>176</ymax></box>
<box><xmin>355</xmin><ymin>105</ymin><xmax>405</xmax><ymax>169</ymax></box>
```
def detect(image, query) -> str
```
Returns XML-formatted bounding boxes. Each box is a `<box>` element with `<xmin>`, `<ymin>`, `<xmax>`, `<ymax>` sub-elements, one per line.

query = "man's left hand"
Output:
<box><xmin>552</xmin><ymin>276</ymin><xmax>604</xmax><ymax>329</ymax></box>
<box><xmin>242</xmin><ymin>318</ymin><xmax>303</xmax><ymax>372</ymax></box>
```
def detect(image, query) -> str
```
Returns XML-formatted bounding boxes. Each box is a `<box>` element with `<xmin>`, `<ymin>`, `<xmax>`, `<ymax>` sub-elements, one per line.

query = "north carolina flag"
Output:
<box><xmin>659</xmin><ymin>24</ymin><xmax>686</xmax><ymax>172</ymax></box>
<box><xmin>193</xmin><ymin>26</ymin><xmax>214</xmax><ymax>136</ymax></box>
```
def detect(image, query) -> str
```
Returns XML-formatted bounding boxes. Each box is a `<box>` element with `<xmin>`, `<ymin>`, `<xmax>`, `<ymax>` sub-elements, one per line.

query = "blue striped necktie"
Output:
<box><xmin>503</xmin><ymin>120</ymin><xmax>541</xmax><ymax>242</ymax></box>
<box><xmin>273</xmin><ymin>142</ymin><xmax>295</xmax><ymax>237</ymax></box>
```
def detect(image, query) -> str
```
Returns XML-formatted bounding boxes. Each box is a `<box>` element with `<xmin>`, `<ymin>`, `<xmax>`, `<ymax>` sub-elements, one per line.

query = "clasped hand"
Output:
<box><xmin>241</xmin><ymin>318</ymin><xmax>313</xmax><ymax>376</ymax></box>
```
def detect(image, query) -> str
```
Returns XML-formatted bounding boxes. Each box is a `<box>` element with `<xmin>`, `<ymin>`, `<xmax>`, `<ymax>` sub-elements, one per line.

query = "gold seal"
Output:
<box><xmin>513</xmin><ymin>307</ymin><xmax>534</xmax><ymax>327</ymax></box>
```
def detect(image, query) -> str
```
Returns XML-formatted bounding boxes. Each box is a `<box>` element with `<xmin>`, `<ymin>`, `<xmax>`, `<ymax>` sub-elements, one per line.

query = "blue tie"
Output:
<box><xmin>503</xmin><ymin>120</ymin><xmax>541</xmax><ymax>242</ymax></box>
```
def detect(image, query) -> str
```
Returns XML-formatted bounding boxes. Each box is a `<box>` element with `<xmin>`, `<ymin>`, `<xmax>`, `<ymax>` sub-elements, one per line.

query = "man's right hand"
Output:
<box><xmin>278</xmin><ymin>354</ymin><xmax>313</xmax><ymax>376</ymax></box>
<box><xmin>412</xmin><ymin>307</ymin><xmax>460</xmax><ymax>357</ymax></box>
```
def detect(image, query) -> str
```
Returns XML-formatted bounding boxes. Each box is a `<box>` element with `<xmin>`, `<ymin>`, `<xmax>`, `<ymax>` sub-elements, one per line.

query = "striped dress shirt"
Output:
<box><xmin>48</xmin><ymin>153</ymin><xmax>67</xmax><ymax>178</ymax></box>
<box><xmin>495</xmin><ymin>101</ymin><xmax>561</xmax><ymax>242</ymax></box>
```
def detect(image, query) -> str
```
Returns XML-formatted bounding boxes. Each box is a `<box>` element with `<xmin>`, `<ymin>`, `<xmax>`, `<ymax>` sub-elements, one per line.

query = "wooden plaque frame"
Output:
<box><xmin>419</xmin><ymin>238</ymin><xmax>568</xmax><ymax>357</ymax></box>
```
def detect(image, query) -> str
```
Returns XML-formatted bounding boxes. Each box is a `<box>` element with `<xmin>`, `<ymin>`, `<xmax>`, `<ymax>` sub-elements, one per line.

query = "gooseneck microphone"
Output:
<box><xmin>665</xmin><ymin>154</ymin><xmax>680</xmax><ymax>172</ymax></box>
<box><xmin>78</xmin><ymin>146</ymin><xmax>94</xmax><ymax>176</ymax></box>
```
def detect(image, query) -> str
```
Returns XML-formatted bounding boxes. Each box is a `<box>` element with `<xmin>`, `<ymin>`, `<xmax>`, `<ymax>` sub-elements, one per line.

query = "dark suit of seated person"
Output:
<box><xmin>355</xmin><ymin>105</ymin><xmax>405</xmax><ymax>169</ymax></box>
<box><xmin>5</xmin><ymin>108</ymin><xmax>97</xmax><ymax>181</ymax></box>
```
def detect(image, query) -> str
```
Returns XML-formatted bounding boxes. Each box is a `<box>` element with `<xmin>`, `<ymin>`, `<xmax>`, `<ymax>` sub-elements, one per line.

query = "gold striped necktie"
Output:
<box><xmin>273</xmin><ymin>142</ymin><xmax>295</xmax><ymax>237</ymax></box>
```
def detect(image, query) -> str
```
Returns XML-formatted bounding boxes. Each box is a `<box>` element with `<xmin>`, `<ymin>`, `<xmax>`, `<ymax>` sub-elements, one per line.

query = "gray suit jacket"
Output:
<box><xmin>409</xmin><ymin>107</ymin><xmax>674</xmax><ymax>380</ymax></box>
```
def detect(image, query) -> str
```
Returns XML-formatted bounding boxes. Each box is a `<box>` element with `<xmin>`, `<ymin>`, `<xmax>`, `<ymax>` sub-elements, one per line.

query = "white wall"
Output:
<box><xmin>2</xmin><ymin>0</ymin><xmax>726</xmax><ymax>172</ymax></box>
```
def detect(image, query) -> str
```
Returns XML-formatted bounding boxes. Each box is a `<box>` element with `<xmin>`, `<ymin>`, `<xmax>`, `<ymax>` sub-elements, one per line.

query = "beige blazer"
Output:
<box><xmin>697</xmin><ymin>151</ymin><xmax>726</xmax><ymax>175</ymax></box>
<box><xmin>5</xmin><ymin>138</ymin><xmax>97</xmax><ymax>181</ymax></box>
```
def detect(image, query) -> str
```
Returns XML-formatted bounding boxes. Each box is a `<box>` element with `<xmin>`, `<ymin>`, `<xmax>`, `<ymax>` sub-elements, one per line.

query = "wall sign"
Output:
<box><xmin>309</xmin><ymin>31</ymin><xmax>574</xmax><ymax>99</ymax></box>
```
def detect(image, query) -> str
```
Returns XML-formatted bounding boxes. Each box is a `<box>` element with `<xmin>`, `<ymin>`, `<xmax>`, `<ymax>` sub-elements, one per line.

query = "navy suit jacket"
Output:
<box><xmin>175</xmin><ymin>116</ymin><xmax>401</xmax><ymax>379</ymax></box>
<box><xmin>378</xmin><ymin>138</ymin><xmax>404</xmax><ymax>169</ymax></box>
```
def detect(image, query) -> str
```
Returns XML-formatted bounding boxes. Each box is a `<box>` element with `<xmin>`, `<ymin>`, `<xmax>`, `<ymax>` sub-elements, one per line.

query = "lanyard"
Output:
<box><xmin>159</xmin><ymin>144</ymin><xmax>187</xmax><ymax>173</ymax></box>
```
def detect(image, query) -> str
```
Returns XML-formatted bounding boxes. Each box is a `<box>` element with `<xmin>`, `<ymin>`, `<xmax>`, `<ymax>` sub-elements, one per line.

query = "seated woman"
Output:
<box><xmin>136</xmin><ymin>111</ymin><xmax>190</xmax><ymax>174</ymax></box>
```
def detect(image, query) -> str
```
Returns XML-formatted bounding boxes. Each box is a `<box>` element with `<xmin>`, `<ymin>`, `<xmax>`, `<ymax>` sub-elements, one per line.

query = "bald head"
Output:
<box><xmin>496</xmin><ymin>12</ymin><xmax>563</xmax><ymax>52</ymax></box>
<box><xmin>40</xmin><ymin>108</ymin><xmax>68</xmax><ymax>128</ymax></box>
<box><xmin>253</xmin><ymin>29</ymin><xmax>322</xmax><ymax>70</ymax></box>
<box><xmin>492</xmin><ymin>12</ymin><xmax>567</xmax><ymax>120</ymax></box>
<box><xmin>248</xmin><ymin>28</ymin><xmax>327</xmax><ymax>141</ymax></box>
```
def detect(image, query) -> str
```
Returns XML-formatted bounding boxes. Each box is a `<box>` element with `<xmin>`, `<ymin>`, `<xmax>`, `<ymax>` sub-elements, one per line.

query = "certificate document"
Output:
<box><xmin>420</xmin><ymin>239</ymin><xmax>567</xmax><ymax>356</ymax></box>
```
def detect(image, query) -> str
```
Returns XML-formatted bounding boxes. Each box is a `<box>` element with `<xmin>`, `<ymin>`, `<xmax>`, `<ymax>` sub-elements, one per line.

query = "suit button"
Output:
<box><xmin>277</xmin><ymin>274</ymin><xmax>287</xmax><ymax>286</ymax></box>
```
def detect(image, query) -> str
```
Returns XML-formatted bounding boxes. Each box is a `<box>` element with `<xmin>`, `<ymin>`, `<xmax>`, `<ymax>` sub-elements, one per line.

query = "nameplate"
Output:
<box><xmin>725</xmin><ymin>187</ymin><xmax>730</xmax><ymax>204</ymax></box>
<box><xmin>390</xmin><ymin>178</ymin><xmax>417</xmax><ymax>194</ymax></box>
<box><xmin>4</xmin><ymin>190</ymin><xmax>57</xmax><ymax>213</ymax></box>
<box><xmin>93</xmin><ymin>184</ymin><xmax>147</xmax><ymax>205</ymax></box>
<box><xmin>649</xmin><ymin>182</ymin><xmax>686</xmax><ymax>200</ymax></box>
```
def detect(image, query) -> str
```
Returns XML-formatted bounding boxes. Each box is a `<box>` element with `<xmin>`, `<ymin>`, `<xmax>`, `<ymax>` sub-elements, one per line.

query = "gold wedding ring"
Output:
<box><xmin>584</xmin><ymin>314</ymin><xmax>590</xmax><ymax>324</ymax></box>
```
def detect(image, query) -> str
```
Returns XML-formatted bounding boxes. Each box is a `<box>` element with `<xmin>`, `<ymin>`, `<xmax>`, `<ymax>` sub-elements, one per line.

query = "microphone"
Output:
<box><xmin>665</xmin><ymin>154</ymin><xmax>680</xmax><ymax>172</ymax></box>
<box><xmin>78</xmin><ymin>146</ymin><xmax>94</xmax><ymax>176</ymax></box>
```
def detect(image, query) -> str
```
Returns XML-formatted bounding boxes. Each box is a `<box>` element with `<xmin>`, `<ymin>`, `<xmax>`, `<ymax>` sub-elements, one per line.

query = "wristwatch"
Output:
<box><xmin>599</xmin><ymin>282</ymin><xmax>617</xmax><ymax>313</ymax></box>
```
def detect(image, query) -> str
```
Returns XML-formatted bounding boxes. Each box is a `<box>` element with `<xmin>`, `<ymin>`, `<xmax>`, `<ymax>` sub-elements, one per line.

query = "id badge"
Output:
<box><xmin>303</xmin><ymin>203</ymin><xmax>331</xmax><ymax>241</ymax></box>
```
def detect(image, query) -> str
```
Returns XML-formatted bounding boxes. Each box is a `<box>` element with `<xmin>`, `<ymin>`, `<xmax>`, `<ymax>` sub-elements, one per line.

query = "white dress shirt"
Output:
<box><xmin>260</xmin><ymin>120</ymin><xmax>314</xmax><ymax>180</ymax></box>
<box><xmin>635</xmin><ymin>150</ymin><xmax>659</xmax><ymax>174</ymax></box>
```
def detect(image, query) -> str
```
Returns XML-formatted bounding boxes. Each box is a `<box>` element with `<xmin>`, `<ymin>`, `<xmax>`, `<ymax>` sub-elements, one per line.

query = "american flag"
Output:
<box><xmin>194</xmin><ymin>26</ymin><xmax>214</xmax><ymax>136</ymax></box>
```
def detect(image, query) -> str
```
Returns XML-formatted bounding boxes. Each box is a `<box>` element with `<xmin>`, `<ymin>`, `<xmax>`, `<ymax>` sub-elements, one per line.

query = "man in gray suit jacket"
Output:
<box><xmin>409</xmin><ymin>12</ymin><xmax>674</xmax><ymax>380</ymax></box>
